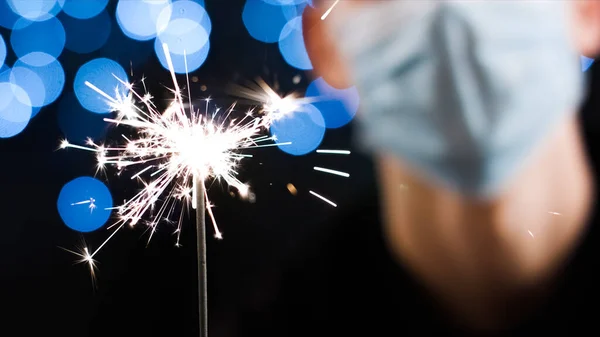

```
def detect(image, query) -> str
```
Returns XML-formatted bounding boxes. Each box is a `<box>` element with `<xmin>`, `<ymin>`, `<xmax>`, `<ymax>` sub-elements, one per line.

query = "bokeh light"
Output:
<box><xmin>0</xmin><ymin>67</ymin><xmax>10</xmax><ymax>84</ymax></box>
<box><xmin>175</xmin><ymin>0</ymin><xmax>204</xmax><ymax>6</ymax></box>
<box><xmin>154</xmin><ymin>0</ymin><xmax>212</xmax><ymax>73</ymax></box>
<box><xmin>60</xmin><ymin>0</ymin><xmax>108</xmax><ymax>20</ymax></box>
<box><xmin>278</xmin><ymin>16</ymin><xmax>312</xmax><ymax>70</ymax></box>
<box><xmin>0</xmin><ymin>0</ymin><xmax>21</xmax><ymax>29</ymax></box>
<box><xmin>262</xmin><ymin>0</ymin><xmax>308</xmax><ymax>5</ymax></box>
<box><xmin>9</xmin><ymin>66</ymin><xmax>46</xmax><ymax>108</ymax></box>
<box><xmin>6</xmin><ymin>0</ymin><xmax>61</xmax><ymax>22</ymax></box>
<box><xmin>270</xmin><ymin>103</ymin><xmax>325</xmax><ymax>155</ymax></box>
<box><xmin>116</xmin><ymin>0</ymin><xmax>172</xmax><ymax>41</ymax></box>
<box><xmin>157</xmin><ymin>18</ymin><xmax>208</xmax><ymax>56</ymax></box>
<box><xmin>161</xmin><ymin>0</ymin><xmax>212</xmax><ymax>35</ymax></box>
<box><xmin>0</xmin><ymin>34</ymin><xmax>6</xmax><ymax>68</ymax></box>
<box><xmin>243</xmin><ymin>0</ymin><xmax>290</xmax><ymax>43</ymax></box>
<box><xmin>0</xmin><ymin>82</ymin><xmax>32</xmax><ymax>138</ymax></box>
<box><xmin>14</xmin><ymin>52</ymin><xmax>65</xmax><ymax>109</ymax></box>
<box><xmin>57</xmin><ymin>176</ymin><xmax>113</xmax><ymax>233</ymax></box>
<box><xmin>581</xmin><ymin>55</ymin><xmax>594</xmax><ymax>72</ymax></box>
<box><xmin>155</xmin><ymin>32</ymin><xmax>210</xmax><ymax>74</ymax></box>
<box><xmin>74</xmin><ymin>58</ymin><xmax>129</xmax><ymax>114</ymax></box>
<box><xmin>62</xmin><ymin>9</ymin><xmax>111</xmax><ymax>54</ymax></box>
<box><xmin>10</xmin><ymin>17</ymin><xmax>65</xmax><ymax>60</ymax></box>
<box><xmin>305</xmin><ymin>77</ymin><xmax>359</xmax><ymax>129</ymax></box>
<box><xmin>58</xmin><ymin>92</ymin><xmax>108</xmax><ymax>144</ymax></box>
<box><xmin>280</xmin><ymin>1</ymin><xmax>307</xmax><ymax>21</ymax></box>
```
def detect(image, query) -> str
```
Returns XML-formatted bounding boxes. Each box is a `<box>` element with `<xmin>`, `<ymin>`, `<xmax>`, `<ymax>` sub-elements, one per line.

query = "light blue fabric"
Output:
<box><xmin>328</xmin><ymin>1</ymin><xmax>585</xmax><ymax>198</ymax></box>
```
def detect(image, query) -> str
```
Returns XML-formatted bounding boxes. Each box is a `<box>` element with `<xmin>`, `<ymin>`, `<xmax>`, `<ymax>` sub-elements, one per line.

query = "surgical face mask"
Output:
<box><xmin>325</xmin><ymin>1</ymin><xmax>585</xmax><ymax>198</ymax></box>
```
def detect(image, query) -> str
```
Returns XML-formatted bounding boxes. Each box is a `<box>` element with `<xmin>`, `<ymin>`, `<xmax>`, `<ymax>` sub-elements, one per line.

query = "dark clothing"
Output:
<box><xmin>260</xmin><ymin>180</ymin><xmax>600</xmax><ymax>336</ymax></box>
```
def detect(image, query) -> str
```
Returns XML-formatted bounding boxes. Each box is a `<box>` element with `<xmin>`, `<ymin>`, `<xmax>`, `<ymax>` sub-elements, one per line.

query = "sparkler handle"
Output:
<box><xmin>195</xmin><ymin>177</ymin><xmax>208</xmax><ymax>337</ymax></box>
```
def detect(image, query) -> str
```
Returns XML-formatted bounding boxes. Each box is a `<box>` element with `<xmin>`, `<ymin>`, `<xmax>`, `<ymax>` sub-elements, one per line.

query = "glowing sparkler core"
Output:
<box><xmin>60</xmin><ymin>43</ymin><xmax>302</xmax><ymax>271</ymax></box>
<box><xmin>229</xmin><ymin>78</ymin><xmax>316</xmax><ymax>126</ymax></box>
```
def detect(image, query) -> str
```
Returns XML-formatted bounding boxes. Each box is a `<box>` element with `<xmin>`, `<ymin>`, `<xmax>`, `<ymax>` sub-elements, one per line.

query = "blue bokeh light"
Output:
<box><xmin>62</xmin><ymin>9</ymin><xmax>111</xmax><ymax>54</ymax></box>
<box><xmin>281</xmin><ymin>1</ymin><xmax>307</xmax><ymax>21</ymax></box>
<box><xmin>74</xmin><ymin>58</ymin><xmax>129</xmax><ymax>114</ymax></box>
<box><xmin>7</xmin><ymin>0</ymin><xmax>60</xmax><ymax>22</ymax></box>
<box><xmin>154</xmin><ymin>1</ymin><xmax>212</xmax><ymax>73</ymax></box>
<box><xmin>0</xmin><ymin>82</ymin><xmax>32</xmax><ymax>138</ymax></box>
<box><xmin>14</xmin><ymin>52</ymin><xmax>65</xmax><ymax>108</ymax></box>
<box><xmin>305</xmin><ymin>77</ymin><xmax>360</xmax><ymax>129</ymax></box>
<box><xmin>58</xmin><ymin>92</ymin><xmax>108</xmax><ymax>144</ymax></box>
<box><xmin>278</xmin><ymin>16</ymin><xmax>312</xmax><ymax>70</ymax></box>
<box><xmin>0</xmin><ymin>0</ymin><xmax>21</xmax><ymax>29</ymax></box>
<box><xmin>9</xmin><ymin>66</ymin><xmax>46</xmax><ymax>108</ymax></box>
<box><xmin>243</xmin><ymin>0</ymin><xmax>290</xmax><ymax>43</ymax></box>
<box><xmin>11</xmin><ymin>17</ymin><xmax>65</xmax><ymax>60</ymax></box>
<box><xmin>162</xmin><ymin>0</ymin><xmax>212</xmax><ymax>35</ymax></box>
<box><xmin>157</xmin><ymin>18</ymin><xmax>209</xmax><ymax>56</ymax></box>
<box><xmin>270</xmin><ymin>103</ymin><xmax>325</xmax><ymax>155</ymax></box>
<box><xmin>0</xmin><ymin>35</ymin><xmax>6</xmax><ymax>68</ymax></box>
<box><xmin>155</xmin><ymin>35</ymin><xmax>210</xmax><ymax>74</ymax></box>
<box><xmin>57</xmin><ymin>176</ymin><xmax>113</xmax><ymax>233</ymax></box>
<box><xmin>174</xmin><ymin>0</ymin><xmax>205</xmax><ymax>6</ymax></box>
<box><xmin>60</xmin><ymin>0</ymin><xmax>108</xmax><ymax>19</ymax></box>
<box><xmin>581</xmin><ymin>55</ymin><xmax>594</xmax><ymax>72</ymax></box>
<box><xmin>116</xmin><ymin>0</ymin><xmax>172</xmax><ymax>41</ymax></box>
<box><xmin>262</xmin><ymin>0</ymin><xmax>307</xmax><ymax>5</ymax></box>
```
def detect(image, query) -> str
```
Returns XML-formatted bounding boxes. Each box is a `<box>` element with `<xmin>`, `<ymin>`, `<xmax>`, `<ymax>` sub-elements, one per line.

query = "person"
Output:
<box><xmin>262</xmin><ymin>1</ymin><xmax>600</xmax><ymax>334</ymax></box>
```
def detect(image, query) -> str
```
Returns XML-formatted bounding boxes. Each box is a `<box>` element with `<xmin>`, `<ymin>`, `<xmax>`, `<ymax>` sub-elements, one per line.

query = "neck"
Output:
<box><xmin>376</xmin><ymin>114</ymin><xmax>593</xmax><ymax>331</ymax></box>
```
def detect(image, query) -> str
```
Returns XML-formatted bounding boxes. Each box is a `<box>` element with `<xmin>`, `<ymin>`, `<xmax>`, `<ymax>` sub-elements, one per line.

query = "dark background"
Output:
<box><xmin>3</xmin><ymin>1</ymin><xmax>600</xmax><ymax>336</ymax></box>
<box><xmin>0</xmin><ymin>1</ymin><xmax>374</xmax><ymax>336</ymax></box>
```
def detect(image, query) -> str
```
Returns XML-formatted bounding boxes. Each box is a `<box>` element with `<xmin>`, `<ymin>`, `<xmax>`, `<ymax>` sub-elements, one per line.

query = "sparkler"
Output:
<box><xmin>60</xmin><ymin>44</ymin><xmax>300</xmax><ymax>265</ymax></box>
<box><xmin>60</xmin><ymin>43</ymin><xmax>303</xmax><ymax>337</ymax></box>
<box><xmin>60</xmin><ymin>35</ymin><xmax>352</xmax><ymax>337</ymax></box>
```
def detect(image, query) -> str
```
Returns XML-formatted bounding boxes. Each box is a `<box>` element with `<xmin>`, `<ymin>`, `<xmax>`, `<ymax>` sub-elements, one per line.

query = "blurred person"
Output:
<box><xmin>265</xmin><ymin>0</ymin><xmax>600</xmax><ymax>334</ymax></box>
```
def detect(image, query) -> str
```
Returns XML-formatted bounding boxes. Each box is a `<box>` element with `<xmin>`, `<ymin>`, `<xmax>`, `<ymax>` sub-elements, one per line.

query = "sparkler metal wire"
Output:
<box><xmin>195</xmin><ymin>178</ymin><xmax>208</xmax><ymax>337</ymax></box>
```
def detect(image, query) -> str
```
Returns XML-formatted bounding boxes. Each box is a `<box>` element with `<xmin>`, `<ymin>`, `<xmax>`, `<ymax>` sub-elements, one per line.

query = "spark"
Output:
<box><xmin>528</xmin><ymin>230</ymin><xmax>534</xmax><ymax>238</ymax></box>
<box><xmin>309</xmin><ymin>190</ymin><xmax>337</xmax><ymax>207</ymax></box>
<box><xmin>71</xmin><ymin>198</ymin><xmax>97</xmax><ymax>213</ymax></box>
<box><xmin>228</xmin><ymin>78</ymin><xmax>316</xmax><ymax>126</ymax></box>
<box><xmin>59</xmin><ymin>139</ymin><xmax>96</xmax><ymax>152</ymax></box>
<box><xmin>313</xmin><ymin>166</ymin><xmax>350</xmax><ymax>178</ymax></box>
<box><xmin>287</xmin><ymin>183</ymin><xmax>297</xmax><ymax>195</ymax></box>
<box><xmin>548</xmin><ymin>211</ymin><xmax>562</xmax><ymax>216</ymax></box>
<box><xmin>61</xmin><ymin>43</ymin><xmax>296</xmax><ymax>274</ymax></box>
<box><xmin>316</xmin><ymin>149</ymin><xmax>351</xmax><ymax>155</ymax></box>
<box><xmin>60</xmin><ymin>245</ymin><xmax>98</xmax><ymax>286</ymax></box>
<box><xmin>321</xmin><ymin>0</ymin><xmax>340</xmax><ymax>20</ymax></box>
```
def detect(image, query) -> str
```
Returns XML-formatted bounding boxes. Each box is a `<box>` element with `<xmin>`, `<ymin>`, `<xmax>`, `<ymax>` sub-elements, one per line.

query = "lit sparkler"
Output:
<box><xmin>60</xmin><ymin>38</ymin><xmax>352</xmax><ymax>336</ymax></box>
<box><xmin>60</xmin><ymin>43</ymin><xmax>306</xmax><ymax>337</ymax></box>
<box><xmin>60</xmin><ymin>44</ymin><xmax>298</xmax><ymax>267</ymax></box>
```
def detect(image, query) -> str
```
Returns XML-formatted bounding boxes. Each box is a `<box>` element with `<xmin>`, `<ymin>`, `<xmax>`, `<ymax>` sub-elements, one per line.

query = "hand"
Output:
<box><xmin>302</xmin><ymin>1</ymin><xmax>353</xmax><ymax>89</ymax></box>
